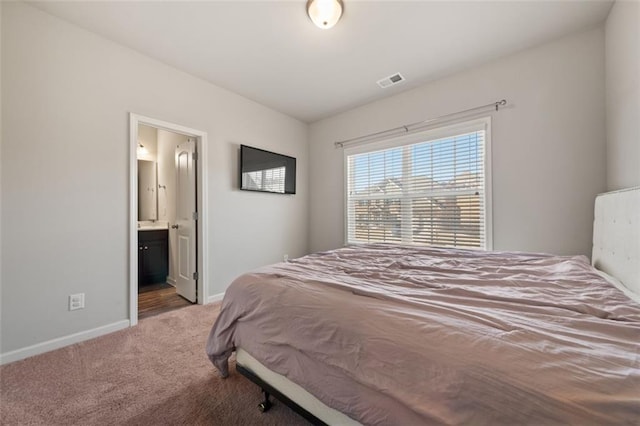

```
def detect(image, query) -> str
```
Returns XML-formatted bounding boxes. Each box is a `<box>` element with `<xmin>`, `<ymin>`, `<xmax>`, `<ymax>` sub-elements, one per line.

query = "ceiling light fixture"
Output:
<box><xmin>306</xmin><ymin>0</ymin><xmax>343</xmax><ymax>30</ymax></box>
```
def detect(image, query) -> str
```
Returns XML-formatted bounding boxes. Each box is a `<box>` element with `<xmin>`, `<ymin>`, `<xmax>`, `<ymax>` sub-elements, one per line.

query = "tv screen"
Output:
<box><xmin>240</xmin><ymin>145</ymin><xmax>296</xmax><ymax>194</ymax></box>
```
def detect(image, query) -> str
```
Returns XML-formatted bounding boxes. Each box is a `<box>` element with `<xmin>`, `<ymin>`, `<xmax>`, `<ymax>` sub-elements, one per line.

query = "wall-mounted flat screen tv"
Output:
<box><xmin>240</xmin><ymin>145</ymin><xmax>296</xmax><ymax>194</ymax></box>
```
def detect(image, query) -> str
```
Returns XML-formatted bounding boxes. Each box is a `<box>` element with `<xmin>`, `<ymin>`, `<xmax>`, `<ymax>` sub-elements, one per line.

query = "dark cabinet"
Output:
<box><xmin>138</xmin><ymin>230</ymin><xmax>168</xmax><ymax>286</ymax></box>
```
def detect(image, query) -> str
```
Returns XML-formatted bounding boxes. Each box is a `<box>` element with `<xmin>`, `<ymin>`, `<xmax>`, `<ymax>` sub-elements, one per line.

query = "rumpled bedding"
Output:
<box><xmin>206</xmin><ymin>244</ymin><xmax>640</xmax><ymax>425</ymax></box>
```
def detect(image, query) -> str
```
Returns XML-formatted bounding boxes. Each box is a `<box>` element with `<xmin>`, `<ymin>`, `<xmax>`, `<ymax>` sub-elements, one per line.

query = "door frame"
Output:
<box><xmin>129</xmin><ymin>113</ymin><xmax>209</xmax><ymax>326</ymax></box>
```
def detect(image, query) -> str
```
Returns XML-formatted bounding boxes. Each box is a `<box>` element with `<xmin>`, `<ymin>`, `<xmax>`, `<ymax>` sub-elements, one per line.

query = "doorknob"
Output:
<box><xmin>171</xmin><ymin>224</ymin><xmax>179</xmax><ymax>229</ymax></box>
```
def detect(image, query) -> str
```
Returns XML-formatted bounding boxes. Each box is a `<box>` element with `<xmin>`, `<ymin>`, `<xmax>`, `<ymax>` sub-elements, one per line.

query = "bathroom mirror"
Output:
<box><xmin>138</xmin><ymin>160</ymin><xmax>158</xmax><ymax>221</ymax></box>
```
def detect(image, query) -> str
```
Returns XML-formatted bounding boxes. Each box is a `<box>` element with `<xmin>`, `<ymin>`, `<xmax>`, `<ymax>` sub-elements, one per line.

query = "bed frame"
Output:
<box><xmin>235</xmin><ymin>348</ymin><xmax>358</xmax><ymax>425</ymax></box>
<box><xmin>236</xmin><ymin>362</ymin><xmax>326</xmax><ymax>425</ymax></box>
<box><xmin>237</xmin><ymin>186</ymin><xmax>640</xmax><ymax>424</ymax></box>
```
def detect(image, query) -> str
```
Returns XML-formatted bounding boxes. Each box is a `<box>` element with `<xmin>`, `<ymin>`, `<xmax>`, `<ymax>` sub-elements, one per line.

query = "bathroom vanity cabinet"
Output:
<box><xmin>138</xmin><ymin>229</ymin><xmax>168</xmax><ymax>286</ymax></box>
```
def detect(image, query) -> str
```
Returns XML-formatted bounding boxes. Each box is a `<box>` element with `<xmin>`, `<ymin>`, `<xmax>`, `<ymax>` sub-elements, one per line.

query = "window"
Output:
<box><xmin>345</xmin><ymin>118</ymin><xmax>491</xmax><ymax>249</ymax></box>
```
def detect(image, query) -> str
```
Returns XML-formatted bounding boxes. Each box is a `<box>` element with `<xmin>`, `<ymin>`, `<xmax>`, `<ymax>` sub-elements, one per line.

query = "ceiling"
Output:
<box><xmin>30</xmin><ymin>1</ymin><xmax>614</xmax><ymax>123</ymax></box>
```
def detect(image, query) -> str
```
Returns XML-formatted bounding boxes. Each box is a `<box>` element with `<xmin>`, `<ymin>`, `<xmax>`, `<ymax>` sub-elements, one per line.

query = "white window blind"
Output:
<box><xmin>346</xmin><ymin>120</ymin><xmax>490</xmax><ymax>249</ymax></box>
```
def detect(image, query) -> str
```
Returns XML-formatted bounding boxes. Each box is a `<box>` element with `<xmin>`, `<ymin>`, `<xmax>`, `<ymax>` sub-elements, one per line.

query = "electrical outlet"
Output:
<box><xmin>283</xmin><ymin>254</ymin><xmax>289</xmax><ymax>262</ymax></box>
<box><xmin>69</xmin><ymin>293</ymin><xmax>85</xmax><ymax>311</ymax></box>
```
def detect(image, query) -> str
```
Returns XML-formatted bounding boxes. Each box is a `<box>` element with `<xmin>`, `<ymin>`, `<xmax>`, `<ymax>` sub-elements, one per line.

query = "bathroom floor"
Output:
<box><xmin>138</xmin><ymin>283</ymin><xmax>192</xmax><ymax>320</ymax></box>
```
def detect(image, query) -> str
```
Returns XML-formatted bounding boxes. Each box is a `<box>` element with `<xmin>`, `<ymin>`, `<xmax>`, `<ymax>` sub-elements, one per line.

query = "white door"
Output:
<box><xmin>174</xmin><ymin>138</ymin><xmax>197</xmax><ymax>302</ymax></box>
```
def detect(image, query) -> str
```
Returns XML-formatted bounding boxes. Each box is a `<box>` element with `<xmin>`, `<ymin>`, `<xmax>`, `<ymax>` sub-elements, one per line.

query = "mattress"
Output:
<box><xmin>207</xmin><ymin>244</ymin><xmax>640</xmax><ymax>425</ymax></box>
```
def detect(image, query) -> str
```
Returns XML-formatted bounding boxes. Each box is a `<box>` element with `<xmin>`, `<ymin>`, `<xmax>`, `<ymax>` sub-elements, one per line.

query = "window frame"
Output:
<box><xmin>343</xmin><ymin>117</ymin><xmax>493</xmax><ymax>250</ymax></box>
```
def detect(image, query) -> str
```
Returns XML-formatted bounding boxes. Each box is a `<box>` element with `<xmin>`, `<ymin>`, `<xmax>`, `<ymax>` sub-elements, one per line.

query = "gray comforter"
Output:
<box><xmin>206</xmin><ymin>244</ymin><xmax>640</xmax><ymax>425</ymax></box>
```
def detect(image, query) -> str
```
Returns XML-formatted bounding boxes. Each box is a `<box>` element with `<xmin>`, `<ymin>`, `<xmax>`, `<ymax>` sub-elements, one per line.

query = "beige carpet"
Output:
<box><xmin>0</xmin><ymin>304</ymin><xmax>307</xmax><ymax>425</ymax></box>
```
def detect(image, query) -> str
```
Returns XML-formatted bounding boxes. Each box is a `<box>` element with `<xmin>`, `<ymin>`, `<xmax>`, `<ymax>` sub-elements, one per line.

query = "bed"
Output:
<box><xmin>206</xmin><ymin>187</ymin><xmax>640</xmax><ymax>425</ymax></box>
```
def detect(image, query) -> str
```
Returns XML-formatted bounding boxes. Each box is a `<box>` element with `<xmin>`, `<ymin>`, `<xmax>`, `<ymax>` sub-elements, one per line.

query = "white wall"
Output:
<box><xmin>156</xmin><ymin>129</ymin><xmax>185</xmax><ymax>283</ymax></box>
<box><xmin>605</xmin><ymin>0</ymin><xmax>640</xmax><ymax>190</ymax></box>
<box><xmin>309</xmin><ymin>28</ymin><xmax>606</xmax><ymax>257</ymax></box>
<box><xmin>0</xmin><ymin>2</ymin><xmax>308</xmax><ymax>356</ymax></box>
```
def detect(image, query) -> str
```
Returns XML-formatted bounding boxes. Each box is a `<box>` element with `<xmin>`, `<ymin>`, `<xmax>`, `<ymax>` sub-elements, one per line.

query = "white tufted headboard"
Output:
<box><xmin>592</xmin><ymin>187</ymin><xmax>640</xmax><ymax>297</ymax></box>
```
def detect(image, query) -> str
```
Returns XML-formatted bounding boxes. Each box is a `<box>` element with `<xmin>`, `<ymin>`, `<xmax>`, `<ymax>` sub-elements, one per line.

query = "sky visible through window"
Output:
<box><xmin>352</xmin><ymin>132</ymin><xmax>481</xmax><ymax>192</ymax></box>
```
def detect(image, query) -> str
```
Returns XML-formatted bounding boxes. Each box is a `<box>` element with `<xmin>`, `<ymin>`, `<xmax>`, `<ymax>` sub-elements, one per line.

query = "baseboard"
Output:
<box><xmin>0</xmin><ymin>319</ymin><xmax>130</xmax><ymax>366</ymax></box>
<box><xmin>166</xmin><ymin>276</ymin><xmax>176</xmax><ymax>286</ymax></box>
<box><xmin>206</xmin><ymin>292</ymin><xmax>225</xmax><ymax>304</ymax></box>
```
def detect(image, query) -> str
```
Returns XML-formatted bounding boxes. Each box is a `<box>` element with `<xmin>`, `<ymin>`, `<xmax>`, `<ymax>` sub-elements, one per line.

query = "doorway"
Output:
<box><xmin>129</xmin><ymin>114</ymin><xmax>208</xmax><ymax>326</ymax></box>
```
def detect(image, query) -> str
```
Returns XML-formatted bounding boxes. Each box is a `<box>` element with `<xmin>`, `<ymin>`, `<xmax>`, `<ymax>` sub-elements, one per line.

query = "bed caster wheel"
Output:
<box><xmin>258</xmin><ymin>400</ymin><xmax>272</xmax><ymax>413</ymax></box>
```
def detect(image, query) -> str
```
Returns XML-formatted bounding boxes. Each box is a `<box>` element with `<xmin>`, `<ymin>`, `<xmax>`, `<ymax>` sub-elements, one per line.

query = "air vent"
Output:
<box><xmin>377</xmin><ymin>73</ymin><xmax>405</xmax><ymax>88</ymax></box>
